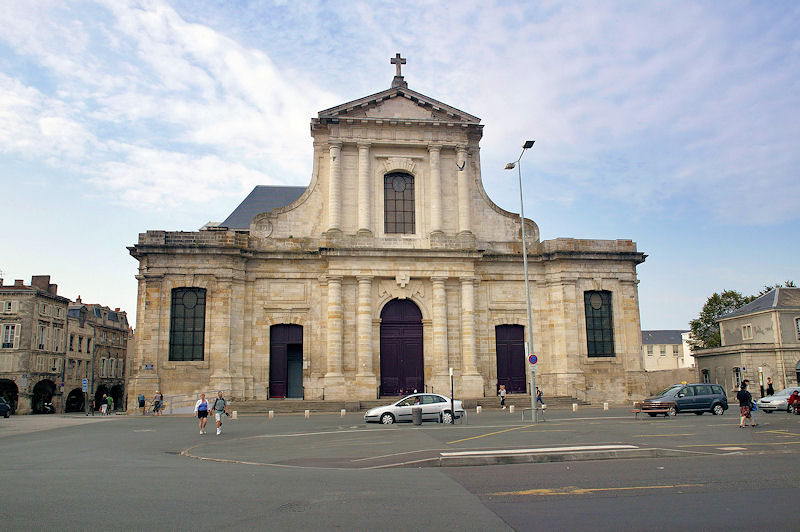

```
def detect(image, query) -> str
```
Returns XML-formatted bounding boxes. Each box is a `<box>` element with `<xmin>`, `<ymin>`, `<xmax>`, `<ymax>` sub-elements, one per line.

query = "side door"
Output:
<box><xmin>420</xmin><ymin>394</ymin><xmax>442</xmax><ymax>420</ymax></box>
<box><xmin>675</xmin><ymin>386</ymin><xmax>695</xmax><ymax>411</ymax></box>
<box><xmin>692</xmin><ymin>385</ymin><xmax>713</xmax><ymax>410</ymax></box>
<box><xmin>394</xmin><ymin>396</ymin><xmax>416</xmax><ymax>422</ymax></box>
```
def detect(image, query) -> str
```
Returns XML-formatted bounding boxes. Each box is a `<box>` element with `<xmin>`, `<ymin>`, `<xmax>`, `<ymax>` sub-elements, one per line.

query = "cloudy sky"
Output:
<box><xmin>1</xmin><ymin>0</ymin><xmax>798</xmax><ymax>330</ymax></box>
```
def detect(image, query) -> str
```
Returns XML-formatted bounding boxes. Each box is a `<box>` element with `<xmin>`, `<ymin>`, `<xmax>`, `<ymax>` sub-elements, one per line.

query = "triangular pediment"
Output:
<box><xmin>318</xmin><ymin>87</ymin><xmax>480</xmax><ymax>124</ymax></box>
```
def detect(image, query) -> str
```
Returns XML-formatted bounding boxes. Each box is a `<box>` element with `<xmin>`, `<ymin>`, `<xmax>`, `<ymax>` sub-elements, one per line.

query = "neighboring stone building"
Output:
<box><xmin>127</xmin><ymin>56</ymin><xmax>648</xmax><ymax>408</ymax></box>
<box><xmin>641</xmin><ymin>330</ymin><xmax>693</xmax><ymax>371</ymax></box>
<box><xmin>694</xmin><ymin>287</ymin><xmax>800</xmax><ymax>394</ymax></box>
<box><xmin>66</xmin><ymin>298</ymin><xmax>130</xmax><ymax>413</ymax></box>
<box><xmin>0</xmin><ymin>276</ymin><xmax>69</xmax><ymax>414</ymax></box>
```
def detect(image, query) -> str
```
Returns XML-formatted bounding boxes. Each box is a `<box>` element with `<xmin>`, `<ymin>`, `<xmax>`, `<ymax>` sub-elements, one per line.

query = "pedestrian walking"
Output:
<box><xmin>536</xmin><ymin>386</ymin><xmax>545</xmax><ymax>408</ymax></box>
<box><xmin>194</xmin><ymin>393</ymin><xmax>210</xmax><ymax>434</ymax></box>
<box><xmin>138</xmin><ymin>393</ymin><xmax>146</xmax><ymax>415</ymax></box>
<box><xmin>100</xmin><ymin>394</ymin><xmax>108</xmax><ymax>415</ymax></box>
<box><xmin>499</xmin><ymin>384</ymin><xmax>506</xmax><ymax>409</ymax></box>
<box><xmin>766</xmin><ymin>377</ymin><xmax>775</xmax><ymax>396</ymax></box>
<box><xmin>212</xmin><ymin>391</ymin><xmax>229</xmax><ymax>435</ymax></box>
<box><xmin>153</xmin><ymin>391</ymin><xmax>163</xmax><ymax>416</ymax></box>
<box><xmin>737</xmin><ymin>381</ymin><xmax>757</xmax><ymax>428</ymax></box>
<box><xmin>106</xmin><ymin>394</ymin><xmax>114</xmax><ymax>414</ymax></box>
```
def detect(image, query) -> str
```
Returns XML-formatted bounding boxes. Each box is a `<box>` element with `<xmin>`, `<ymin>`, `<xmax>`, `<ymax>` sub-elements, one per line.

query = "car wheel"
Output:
<box><xmin>712</xmin><ymin>403</ymin><xmax>724</xmax><ymax>416</ymax></box>
<box><xmin>441</xmin><ymin>411</ymin><xmax>454</xmax><ymax>424</ymax></box>
<box><xmin>380</xmin><ymin>413</ymin><xmax>395</xmax><ymax>425</ymax></box>
<box><xmin>666</xmin><ymin>406</ymin><xmax>677</xmax><ymax>417</ymax></box>
<box><xmin>2</xmin><ymin>411</ymin><xmax>7</xmax><ymax>418</ymax></box>
<box><xmin>694</xmin><ymin>412</ymin><xmax>704</xmax><ymax>415</ymax></box>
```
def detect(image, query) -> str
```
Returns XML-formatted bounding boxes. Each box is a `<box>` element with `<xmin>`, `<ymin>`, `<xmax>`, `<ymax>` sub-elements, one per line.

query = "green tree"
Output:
<box><xmin>689</xmin><ymin>290</ymin><xmax>755</xmax><ymax>349</ymax></box>
<box><xmin>757</xmin><ymin>280</ymin><xmax>796</xmax><ymax>296</ymax></box>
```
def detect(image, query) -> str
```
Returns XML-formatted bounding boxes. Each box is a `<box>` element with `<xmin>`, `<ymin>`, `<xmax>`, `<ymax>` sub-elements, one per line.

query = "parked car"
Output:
<box><xmin>0</xmin><ymin>397</ymin><xmax>11</xmax><ymax>418</ymax></box>
<box><xmin>642</xmin><ymin>383</ymin><xmax>728</xmax><ymax>416</ymax></box>
<box><xmin>756</xmin><ymin>387</ymin><xmax>800</xmax><ymax>413</ymax></box>
<box><xmin>364</xmin><ymin>393</ymin><xmax>465</xmax><ymax>424</ymax></box>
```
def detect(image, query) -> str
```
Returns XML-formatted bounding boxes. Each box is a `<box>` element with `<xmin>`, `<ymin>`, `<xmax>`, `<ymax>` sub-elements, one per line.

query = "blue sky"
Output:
<box><xmin>1</xmin><ymin>0</ymin><xmax>798</xmax><ymax>330</ymax></box>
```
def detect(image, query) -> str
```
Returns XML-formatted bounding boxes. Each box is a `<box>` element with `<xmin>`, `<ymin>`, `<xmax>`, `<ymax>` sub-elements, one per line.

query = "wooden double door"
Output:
<box><xmin>380</xmin><ymin>299</ymin><xmax>423</xmax><ymax>397</ymax></box>
<box><xmin>496</xmin><ymin>324</ymin><xmax>527</xmax><ymax>394</ymax></box>
<box><xmin>270</xmin><ymin>324</ymin><xmax>303</xmax><ymax>398</ymax></box>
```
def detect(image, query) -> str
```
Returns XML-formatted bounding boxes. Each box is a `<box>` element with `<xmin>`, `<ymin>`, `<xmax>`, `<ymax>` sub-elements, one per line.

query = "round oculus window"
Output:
<box><xmin>392</xmin><ymin>175</ymin><xmax>407</xmax><ymax>192</ymax></box>
<box><xmin>182</xmin><ymin>291</ymin><xmax>198</xmax><ymax>309</ymax></box>
<box><xmin>589</xmin><ymin>292</ymin><xmax>603</xmax><ymax>310</ymax></box>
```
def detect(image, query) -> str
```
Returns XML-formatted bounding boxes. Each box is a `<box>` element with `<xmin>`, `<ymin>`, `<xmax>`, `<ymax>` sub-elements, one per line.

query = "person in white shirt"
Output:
<box><xmin>194</xmin><ymin>393</ymin><xmax>209</xmax><ymax>434</ymax></box>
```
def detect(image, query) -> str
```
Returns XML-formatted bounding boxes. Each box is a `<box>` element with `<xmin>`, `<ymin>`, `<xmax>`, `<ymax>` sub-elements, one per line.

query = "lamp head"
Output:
<box><xmin>504</xmin><ymin>162</ymin><xmax>516</xmax><ymax>170</ymax></box>
<box><xmin>522</xmin><ymin>140</ymin><xmax>535</xmax><ymax>149</ymax></box>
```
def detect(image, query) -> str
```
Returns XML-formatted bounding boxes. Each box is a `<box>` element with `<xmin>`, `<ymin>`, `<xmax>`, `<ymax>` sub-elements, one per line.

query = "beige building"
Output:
<box><xmin>127</xmin><ymin>57</ymin><xmax>648</xmax><ymax>409</ymax></box>
<box><xmin>694</xmin><ymin>287</ymin><xmax>800</xmax><ymax>394</ymax></box>
<box><xmin>0</xmin><ymin>276</ymin><xmax>69</xmax><ymax>414</ymax></box>
<box><xmin>641</xmin><ymin>330</ymin><xmax>693</xmax><ymax>371</ymax></box>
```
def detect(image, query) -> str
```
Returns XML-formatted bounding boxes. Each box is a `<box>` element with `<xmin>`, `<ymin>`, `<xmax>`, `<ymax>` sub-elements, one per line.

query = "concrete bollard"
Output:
<box><xmin>304</xmin><ymin>409</ymin><xmax>310</xmax><ymax>419</ymax></box>
<box><xmin>232</xmin><ymin>410</ymin><xmax>238</xmax><ymax>420</ymax></box>
<box><xmin>268</xmin><ymin>410</ymin><xmax>274</xmax><ymax>419</ymax></box>
<box><xmin>340</xmin><ymin>409</ymin><xmax>346</xmax><ymax>417</ymax></box>
<box><xmin>509</xmin><ymin>405</ymin><xmax>515</xmax><ymax>414</ymax></box>
<box><xmin>572</xmin><ymin>403</ymin><xmax>578</xmax><ymax>412</ymax></box>
<box><xmin>603</xmin><ymin>402</ymin><xmax>609</xmax><ymax>411</ymax></box>
<box><xmin>476</xmin><ymin>405</ymin><xmax>482</xmax><ymax>414</ymax></box>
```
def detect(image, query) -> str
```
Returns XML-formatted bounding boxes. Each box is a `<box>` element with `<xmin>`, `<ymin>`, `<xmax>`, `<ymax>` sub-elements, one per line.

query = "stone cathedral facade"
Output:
<box><xmin>127</xmin><ymin>58</ymin><xmax>647</xmax><ymax>409</ymax></box>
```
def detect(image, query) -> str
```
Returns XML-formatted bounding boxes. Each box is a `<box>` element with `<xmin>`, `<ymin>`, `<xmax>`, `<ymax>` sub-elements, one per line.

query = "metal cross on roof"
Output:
<box><xmin>391</xmin><ymin>53</ymin><xmax>406</xmax><ymax>77</ymax></box>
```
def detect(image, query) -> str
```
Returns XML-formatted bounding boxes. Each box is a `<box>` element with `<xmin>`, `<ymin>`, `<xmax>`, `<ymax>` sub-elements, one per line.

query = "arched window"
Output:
<box><xmin>384</xmin><ymin>172</ymin><xmax>415</xmax><ymax>234</ymax></box>
<box><xmin>169</xmin><ymin>288</ymin><xmax>206</xmax><ymax>361</ymax></box>
<box><xmin>584</xmin><ymin>290</ymin><xmax>615</xmax><ymax>357</ymax></box>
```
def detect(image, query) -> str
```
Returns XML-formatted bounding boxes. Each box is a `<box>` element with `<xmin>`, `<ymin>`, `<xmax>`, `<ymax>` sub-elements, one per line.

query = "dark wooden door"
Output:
<box><xmin>496</xmin><ymin>325</ymin><xmax>526</xmax><ymax>394</ymax></box>
<box><xmin>380</xmin><ymin>299</ymin><xmax>423</xmax><ymax>396</ymax></box>
<box><xmin>270</xmin><ymin>324</ymin><xmax>302</xmax><ymax>398</ymax></box>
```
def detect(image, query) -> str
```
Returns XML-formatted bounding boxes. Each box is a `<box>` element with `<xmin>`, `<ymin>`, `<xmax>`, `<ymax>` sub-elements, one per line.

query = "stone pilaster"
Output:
<box><xmin>460</xmin><ymin>276</ymin><xmax>483</xmax><ymax>396</ymax></box>
<box><xmin>429</xmin><ymin>276</ymin><xmax>450</xmax><ymax>394</ymax></box>
<box><xmin>324</xmin><ymin>275</ymin><xmax>345</xmax><ymax>398</ymax></box>
<box><xmin>357</xmin><ymin>143</ymin><xmax>372</xmax><ymax>234</ymax></box>
<box><xmin>328</xmin><ymin>142</ymin><xmax>342</xmax><ymax>232</ymax></box>
<box><xmin>457</xmin><ymin>146</ymin><xmax>471</xmax><ymax>234</ymax></box>
<box><xmin>355</xmin><ymin>276</ymin><xmax>376</xmax><ymax>395</ymax></box>
<box><xmin>428</xmin><ymin>145</ymin><xmax>442</xmax><ymax>234</ymax></box>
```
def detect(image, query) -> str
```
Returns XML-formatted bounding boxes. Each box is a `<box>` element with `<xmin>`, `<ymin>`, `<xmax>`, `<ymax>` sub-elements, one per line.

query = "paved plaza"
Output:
<box><xmin>2</xmin><ymin>407</ymin><xmax>799</xmax><ymax>530</ymax></box>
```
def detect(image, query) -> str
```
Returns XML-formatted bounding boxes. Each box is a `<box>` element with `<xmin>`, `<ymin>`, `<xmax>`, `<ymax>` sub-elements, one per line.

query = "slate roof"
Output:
<box><xmin>720</xmin><ymin>287</ymin><xmax>800</xmax><ymax>320</ymax></box>
<box><xmin>221</xmin><ymin>186</ymin><xmax>307</xmax><ymax>230</ymax></box>
<box><xmin>641</xmin><ymin>330</ymin><xmax>687</xmax><ymax>345</ymax></box>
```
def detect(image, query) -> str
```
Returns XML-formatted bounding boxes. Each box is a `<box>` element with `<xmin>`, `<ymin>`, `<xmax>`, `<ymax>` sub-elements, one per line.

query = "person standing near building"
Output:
<box><xmin>153</xmin><ymin>391</ymin><xmax>163</xmax><ymax>416</ymax></box>
<box><xmin>194</xmin><ymin>393</ymin><xmax>209</xmax><ymax>434</ymax></box>
<box><xmin>499</xmin><ymin>385</ymin><xmax>506</xmax><ymax>410</ymax></box>
<box><xmin>766</xmin><ymin>377</ymin><xmax>775</xmax><ymax>396</ymax></box>
<box><xmin>737</xmin><ymin>381</ymin><xmax>757</xmax><ymax>428</ymax></box>
<box><xmin>212</xmin><ymin>391</ymin><xmax>229</xmax><ymax>435</ymax></box>
<box><xmin>106</xmin><ymin>394</ymin><xmax>114</xmax><ymax>415</ymax></box>
<box><xmin>138</xmin><ymin>393</ymin><xmax>146</xmax><ymax>415</ymax></box>
<box><xmin>100</xmin><ymin>394</ymin><xmax>108</xmax><ymax>415</ymax></box>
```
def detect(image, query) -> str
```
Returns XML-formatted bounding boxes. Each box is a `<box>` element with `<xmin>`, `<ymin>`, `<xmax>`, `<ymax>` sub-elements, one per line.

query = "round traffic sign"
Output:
<box><xmin>528</xmin><ymin>354</ymin><xmax>538</xmax><ymax>365</ymax></box>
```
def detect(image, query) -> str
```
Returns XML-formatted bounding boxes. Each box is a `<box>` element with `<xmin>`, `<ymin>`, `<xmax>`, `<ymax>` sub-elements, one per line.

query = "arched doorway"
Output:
<box><xmin>65</xmin><ymin>388</ymin><xmax>84</xmax><ymax>412</ymax></box>
<box><xmin>496</xmin><ymin>325</ymin><xmax>526</xmax><ymax>394</ymax></box>
<box><xmin>270</xmin><ymin>324</ymin><xmax>303</xmax><ymax>398</ymax></box>
<box><xmin>110</xmin><ymin>385</ymin><xmax>124</xmax><ymax>412</ymax></box>
<box><xmin>0</xmin><ymin>379</ymin><xmax>18</xmax><ymax>414</ymax></box>
<box><xmin>32</xmin><ymin>379</ymin><xmax>56</xmax><ymax>414</ymax></box>
<box><xmin>95</xmin><ymin>385</ymin><xmax>108</xmax><ymax>412</ymax></box>
<box><xmin>380</xmin><ymin>299</ymin><xmax>423</xmax><ymax>396</ymax></box>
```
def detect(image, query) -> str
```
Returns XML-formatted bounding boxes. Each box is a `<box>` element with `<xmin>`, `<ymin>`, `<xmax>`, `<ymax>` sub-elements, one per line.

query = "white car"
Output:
<box><xmin>757</xmin><ymin>386</ymin><xmax>800</xmax><ymax>413</ymax></box>
<box><xmin>364</xmin><ymin>393</ymin><xmax>465</xmax><ymax>424</ymax></box>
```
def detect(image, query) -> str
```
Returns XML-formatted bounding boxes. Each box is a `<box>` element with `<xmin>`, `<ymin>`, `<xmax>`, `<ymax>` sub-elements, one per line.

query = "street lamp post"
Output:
<box><xmin>505</xmin><ymin>140</ymin><xmax>537</xmax><ymax>423</ymax></box>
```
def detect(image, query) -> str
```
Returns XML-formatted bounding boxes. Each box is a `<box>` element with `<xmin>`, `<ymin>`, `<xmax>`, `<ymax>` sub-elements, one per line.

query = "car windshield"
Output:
<box><xmin>653</xmin><ymin>386</ymin><xmax>679</xmax><ymax>397</ymax></box>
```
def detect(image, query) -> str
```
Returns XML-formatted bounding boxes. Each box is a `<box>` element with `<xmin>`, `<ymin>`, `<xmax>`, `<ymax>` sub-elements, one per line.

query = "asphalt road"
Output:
<box><xmin>2</xmin><ymin>407</ymin><xmax>798</xmax><ymax>531</ymax></box>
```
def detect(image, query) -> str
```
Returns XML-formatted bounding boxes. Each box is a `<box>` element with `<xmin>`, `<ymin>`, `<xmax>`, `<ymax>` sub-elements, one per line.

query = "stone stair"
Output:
<box><xmin>230</xmin><ymin>394</ymin><xmax>590</xmax><ymax>414</ymax></box>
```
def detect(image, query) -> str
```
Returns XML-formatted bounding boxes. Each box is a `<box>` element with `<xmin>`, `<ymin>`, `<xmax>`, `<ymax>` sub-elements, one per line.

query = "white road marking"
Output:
<box><xmin>441</xmin><ymin>444</ymin><xmax>638</xmax><ymax>457</ymax></box>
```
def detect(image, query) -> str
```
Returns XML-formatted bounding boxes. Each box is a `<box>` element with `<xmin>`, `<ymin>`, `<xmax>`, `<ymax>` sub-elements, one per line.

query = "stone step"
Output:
<box><xmin>230</xmin><ymin>395</ymin><xmax>590</xmax><ymax>414</ymax></box>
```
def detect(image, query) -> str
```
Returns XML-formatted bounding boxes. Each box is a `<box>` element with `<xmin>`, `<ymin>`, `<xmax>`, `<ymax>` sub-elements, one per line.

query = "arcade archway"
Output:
<box><xmin>0</xmin><ymin>379</ymin><xmax>18</xmax><ymax>414</ymax></box>
<box><xmin>31</xmin><ymin>379</ymin><xmax>56</xmax><ymax>414</ymax></box>
<box><xmin>65</xmin><ymin>388</ymin><xmax>84</xmax><ymax>412</ymax></box>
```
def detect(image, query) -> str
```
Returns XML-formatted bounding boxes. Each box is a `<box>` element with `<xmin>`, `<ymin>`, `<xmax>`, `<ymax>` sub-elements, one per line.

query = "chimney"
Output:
<box><xmin>14</xmin><ymin>279</ymin><xmax>24</xmax><ymax>287</ymax></box>
<box><xmin>76</xmin><ymin>295</ymin><xmax>82</xmax><ymax>303</ymax></box>
<box><xmin>31</xmin><ymin>275</ymin><xmax>51</xmax><ymax>291</ymax></box>
<box><xmin>115</xmin><ymin>308</ymin><xmax>120</xmax><ymax>312</ymax></box>
<box><xmin>48</xmin><ymin>283</ymin><xmax>58</xmax><ymax>295</ymax></box>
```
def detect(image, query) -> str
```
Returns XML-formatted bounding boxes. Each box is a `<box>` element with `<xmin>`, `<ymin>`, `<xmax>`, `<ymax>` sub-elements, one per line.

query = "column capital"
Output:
<box><xmin>428</xmin><ymin>144</ymin><xmax>442</xmax><ymax>153</ymax></box>
<box><xmin>357</xmin><ymin>141</ymin><xmax>372</xmax><ymax>149</ymax></box>
<box><xmin>329</xmin><ymin>141</ymin><xmax>343</xmax><ymax>149</ymax></box>
<box><xmin>356</xmin><ymin>275</ymin><xmax>374</xmax><ymax>283</ymax></box>
<box><xmin>459</xmin><ymin>275</ymin><xmax>477</xmax><ymax>284</ymax></box>
<box><xmin>456</xmin><ymin>145</ymin><xmax>469</xmax><ymax>155</ymax></box>
<box><xmin>431</xmin><ymin>276</ymin><xmax>448</xmax><ymax>284</ymax></box>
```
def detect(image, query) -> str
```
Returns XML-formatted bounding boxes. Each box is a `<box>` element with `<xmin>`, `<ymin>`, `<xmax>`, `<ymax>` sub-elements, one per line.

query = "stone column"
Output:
<box><xmin>428</xmin><ymin>145</ymin><xmax>442</xmax><ymax>234</ymax></box>
<box><xmin>325</xmin><ymin>276</ymin><xmax>343</xmax><ymax>377</ymax></box>
<box><xmin>355</xmin><ymin>276</ymin><xmax>376</xmax><ymax>397</ymax></box>
<box><xmin>357</xmin><ymin>143</ymin><xmax>372</xmax><ymax>234</ymax></box>
<box><xmin>328</xmin><ymin>142</ymin><xmax>342</xmax><ymax>232</ymax></box>
<box><xmin>460</xmin><ymin>276</ymin><xmax>484</xmax><ymax>397</ymax></box>
<box><xmin>457</xmin><ymin>146</ymin><xmax>471</xmax><ymax>234</ymax></box>
<box><xmin>430</xmin><ymin>276</ymin><xmax>449</xmax><ymax>394</ymax></box>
